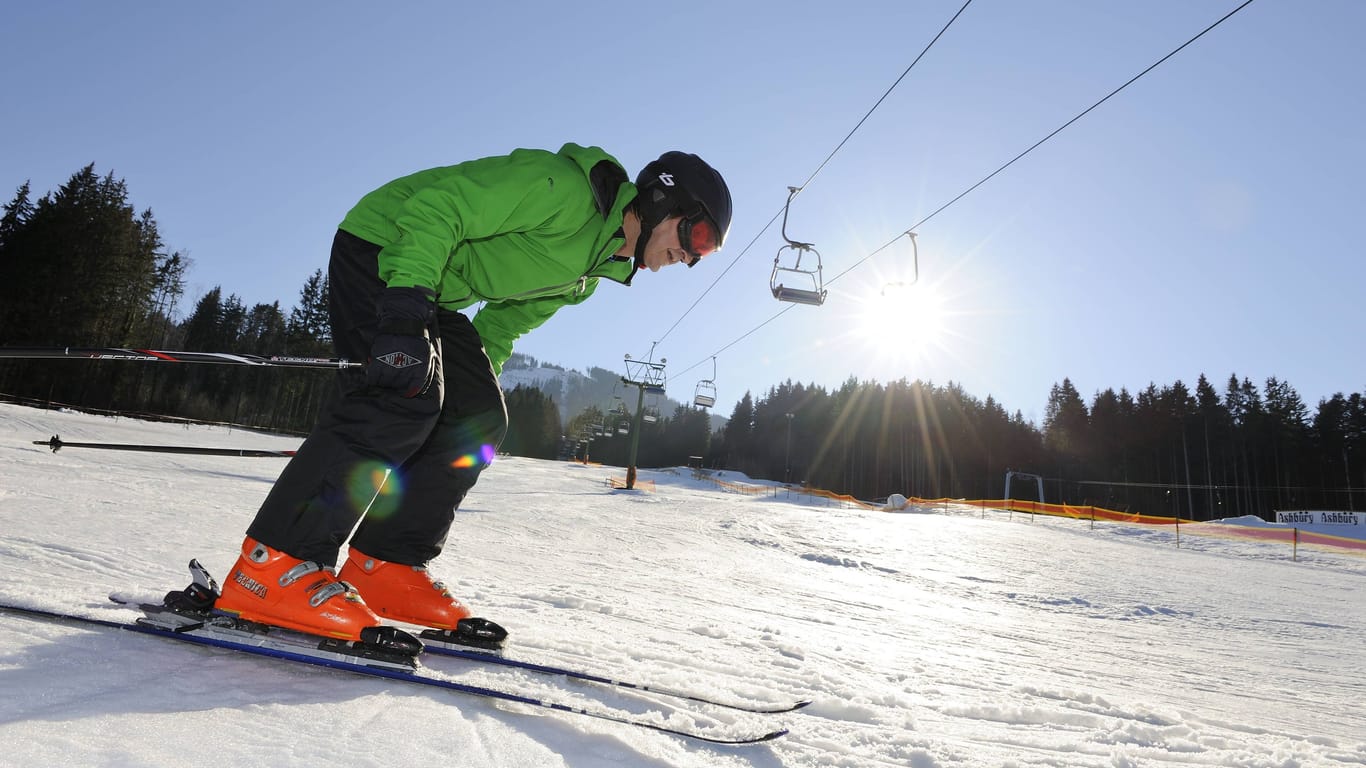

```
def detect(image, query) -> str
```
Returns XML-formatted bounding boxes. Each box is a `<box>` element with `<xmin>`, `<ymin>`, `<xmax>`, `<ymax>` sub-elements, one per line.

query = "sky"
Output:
<box><xmin>4</xmin><ymin>1</ymin><xmax>1364</xmax><ymax>425</ymax></box>
<box><xmin>2</xmin><ymin>405</ymin><xmax>1365</xmax><ymax>766</ymax></box>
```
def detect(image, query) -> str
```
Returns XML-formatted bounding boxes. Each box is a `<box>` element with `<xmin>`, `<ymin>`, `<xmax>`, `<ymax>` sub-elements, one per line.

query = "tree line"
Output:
<box><xmin>4</xmin><ymin>166</ymin><xmax>1362</xmax><ymax>520</ymax></box>
<box><xmin>0</xmin><ymin>165</ymin><xmax>336</xmax><ymax>431</ymax></box>
<box><xmin>709</xmin><ymin>372</ymin><xmax>1366</xmax><ymax>521</ymax></box>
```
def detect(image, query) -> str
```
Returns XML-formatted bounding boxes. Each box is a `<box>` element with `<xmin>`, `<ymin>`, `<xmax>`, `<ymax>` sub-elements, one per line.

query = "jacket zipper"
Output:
<box><xmin>497</xmin><ymin>252</ymin><xmax>632</xmax><ymax>302</ymax></box>
<box><xmin>499</xmin><ymin>276</ymin><xmax>589</xmax><ymax>302</ymax></box>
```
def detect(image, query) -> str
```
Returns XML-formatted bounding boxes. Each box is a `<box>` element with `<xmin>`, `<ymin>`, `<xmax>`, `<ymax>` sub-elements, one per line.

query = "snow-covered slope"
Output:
<box><xmin>498</xmin><ymin>362</ymin><xmax>585</xmax><ymax>397</ymax></box>
<box><xmin>1</xmin><ymin>403</ymin><xmax>1364</xmax><ymax>767</ymax></box>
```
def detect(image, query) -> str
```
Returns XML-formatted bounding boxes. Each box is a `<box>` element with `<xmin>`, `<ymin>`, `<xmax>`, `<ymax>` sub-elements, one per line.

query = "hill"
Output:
<box><xmin>499</xmin><ymin>352</ymin><xmax>728</xmax><ymax>432</ymax></box>
<box><xmin>1</xmin><ymin>403</ymin><xmax>1363</xmax><ymax>766</ymax></box>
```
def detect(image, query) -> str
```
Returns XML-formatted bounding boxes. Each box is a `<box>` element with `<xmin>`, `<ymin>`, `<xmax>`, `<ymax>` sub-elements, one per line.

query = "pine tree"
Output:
<box><xmin>504</xmin><ymin>384</ymin><xmax>562</xmax><ymax>459</ymax></box>
<box><xmin>0</xmin><ymin>182</ymin><xmax>36</xmax><ymax>337</ymax></box>
<box><xmin>0</xmin><ymin>165</ymin><xmax>163</xmax><ymax>346</ymax></box>
<box><xmin>0</xmin><ymin>167</ymin><xmax>169</xmax><ymax>407</ymax></box>
<box><xmin>142</xmin><ymin>251</ymin><xmax>188</xmax><ymax>346</ymax></box>
<box><xmin>182</xmin><ymin>288</ymin><xmax>226</xmax><ymax>351</ymax></box>
<box><xmin>1043</xmin><ymin>378</ymin><xmax>1089</xmax><ymax>474</ymax></box>
<box><xmin>288</xmin><ymin>269</ymin><xmax>331</xmax><ymax>354</ymax></box>
<box><xmin>722</xmin><ymin>392</ymin><xmax>756</xmax><ymax>476</ymax></box>
<box><xmin>661</xmin><ymin>404</ymin><xmax>710</xmax><ymax>466</ymax></box>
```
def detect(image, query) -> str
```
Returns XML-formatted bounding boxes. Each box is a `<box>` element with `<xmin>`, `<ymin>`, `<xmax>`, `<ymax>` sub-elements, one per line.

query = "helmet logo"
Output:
<box><xmin>657</xmin><ymin>172</ymin><xmax>676</xmax><ymax>187</ymax></box>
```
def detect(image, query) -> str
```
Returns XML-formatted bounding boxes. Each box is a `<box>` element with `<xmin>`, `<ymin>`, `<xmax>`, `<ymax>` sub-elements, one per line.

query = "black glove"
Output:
<box><xmin>367</xmin><ymin>287</ymin><xmax>436</xmax><ymax>398</ymax></box>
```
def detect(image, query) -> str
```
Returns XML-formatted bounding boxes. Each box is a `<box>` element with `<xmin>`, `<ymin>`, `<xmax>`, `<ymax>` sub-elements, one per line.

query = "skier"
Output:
<box><xmin>214</xmin><ymin>145</ymin><xmax>732</xmax><ymax>641</ymax></box>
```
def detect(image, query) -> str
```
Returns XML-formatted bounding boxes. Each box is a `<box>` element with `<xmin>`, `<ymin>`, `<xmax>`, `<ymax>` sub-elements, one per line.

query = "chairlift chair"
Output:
<box><xmin>693</xmin><ymin>356</ymin><xmax>718</xmax><ymax>408</ymax></box>
<box><xmin>770</xmin><ymin>245</ymin><xmax>828</xmax><ymax>306</ymax></box>
<box><xmin>770</xmin><ymin>186</ymin><xmax>828</xmax><ymax>306</ymax></box>
<box><xmin>694</xmin><ymin>380</ymin><xmax>716</xmax><ymax>408</ymax></box>
<box><xmin>642</xmin><ymin>393</ymin><xmax>659</xmax><ymax>423</ymax></box>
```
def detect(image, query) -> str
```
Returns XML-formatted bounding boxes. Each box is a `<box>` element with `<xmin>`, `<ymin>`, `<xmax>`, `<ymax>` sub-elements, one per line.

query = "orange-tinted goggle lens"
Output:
<box><xmin>679</xmin><ymin>215</ymin><xmax>720</xmax><ymax>267</ymax></box>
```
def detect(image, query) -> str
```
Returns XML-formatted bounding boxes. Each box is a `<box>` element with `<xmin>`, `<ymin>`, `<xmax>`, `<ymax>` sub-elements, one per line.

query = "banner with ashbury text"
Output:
<box><xmin>1275</xmin><ymin>510</ymin><xmax>1364</xmax><ymax>527</ymax></box>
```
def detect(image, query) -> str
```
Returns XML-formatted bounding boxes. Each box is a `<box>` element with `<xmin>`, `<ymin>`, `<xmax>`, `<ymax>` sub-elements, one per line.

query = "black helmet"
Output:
<box><xmin>633</xmin><ymin>152</ymin><xmax>732</xmax><ymax>267</ymax></box>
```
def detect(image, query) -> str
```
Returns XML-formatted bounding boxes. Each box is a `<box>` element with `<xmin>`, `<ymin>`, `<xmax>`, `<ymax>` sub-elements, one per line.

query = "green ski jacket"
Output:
<box><xmin>338</xmin><ymin>143</ymin><xmax>638</xmax><ymax>374</ymax></box>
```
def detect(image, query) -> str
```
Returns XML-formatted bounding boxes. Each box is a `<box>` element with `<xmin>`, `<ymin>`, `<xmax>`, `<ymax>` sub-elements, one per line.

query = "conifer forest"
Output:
<box><xmin>3</xmin><ymin>167</ymin><xmax>1362</xmax><ymax>520</ymax></box>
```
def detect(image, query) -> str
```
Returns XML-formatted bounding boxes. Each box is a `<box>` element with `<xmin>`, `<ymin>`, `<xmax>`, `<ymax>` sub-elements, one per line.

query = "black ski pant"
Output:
<box><xmin>246</xmin><ymin>229</ymin><xmax>508</xmax><ymax>567</ymax></box>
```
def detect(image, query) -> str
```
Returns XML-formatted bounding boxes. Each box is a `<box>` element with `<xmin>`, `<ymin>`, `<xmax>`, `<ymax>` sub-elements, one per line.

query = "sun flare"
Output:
<box><xmin>855</xmin><ymin>282</ymin><xmax>948</xmax><ymax>361</ymax></box>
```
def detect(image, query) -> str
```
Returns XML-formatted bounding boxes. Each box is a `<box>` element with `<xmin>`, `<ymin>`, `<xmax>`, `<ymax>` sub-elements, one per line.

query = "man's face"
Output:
<box><xmin>638</xmin><ymin>216</ymin><xmax>689</xmax><ymax>273</ymax></box>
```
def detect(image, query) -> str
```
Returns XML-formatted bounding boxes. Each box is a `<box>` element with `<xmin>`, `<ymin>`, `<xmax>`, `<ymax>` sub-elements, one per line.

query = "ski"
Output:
<box><xmin>110</xmin><ymin>559</ymin><xmax>810</xmax><ymax>716</ymax></box>
<box><xmin>0</xmin><ymin>600</ymin><xmax>789</xmax><ymax>745</ymax></box>
<box><xmin>111</xmin><ymin>594</ymin><xmax>810</xmax><ymax>715</ymax></box>
<box><xmin>419</xmin><ymin>637</ymin><xmax>813</xmax><ymax>714</ymax></box>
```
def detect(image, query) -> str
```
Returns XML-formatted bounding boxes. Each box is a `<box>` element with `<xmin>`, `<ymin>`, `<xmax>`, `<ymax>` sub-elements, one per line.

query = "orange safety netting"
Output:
<box><xmin>675</xmin><ymin>470</ymin><xmax>1366</xmax><ymax>557</ymax></box>
<box><xmin>896</xmin><ymin>497</ymin><xmax>1366</xmax><ymax>556</ymax></box>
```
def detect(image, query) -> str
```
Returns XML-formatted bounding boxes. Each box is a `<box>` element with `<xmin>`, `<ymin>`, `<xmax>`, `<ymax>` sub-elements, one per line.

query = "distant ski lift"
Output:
<box><xmin>770</xmin><ymin>186</ymin><xmax>827</xmax><ymax>306</ymax></box>
<box><xmin>694</xmin><ymin>356</ymin><xmax>717</xmax><ymax>408</ymax></box>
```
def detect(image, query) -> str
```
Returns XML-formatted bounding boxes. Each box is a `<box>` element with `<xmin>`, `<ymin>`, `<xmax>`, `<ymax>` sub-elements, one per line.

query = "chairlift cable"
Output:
<box><xmin>789</xmin><ymin>0</ymin><xmax>975</xmax><ymax>198</ymax></box>
<box><xmin>650</xmin><ymin>0</ymin><xmax>973</xmax><ymax>350</ymax></box>
<box><xmin>669</xmin><ymin>0</ymin><xmax>1259</xmax><ymax>382</ymax></box>
<box><xmin>825</xmin><ymin>0</ymin><xmax>1258</xmax><ymax>287</ymax></box>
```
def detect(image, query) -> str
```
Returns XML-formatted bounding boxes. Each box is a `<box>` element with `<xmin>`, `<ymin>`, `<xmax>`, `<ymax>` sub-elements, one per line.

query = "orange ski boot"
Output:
<box><xmin>338</xmin><ymin>549</ymin><xmax>471</xmax><ymax>630</ymax></box>
<box><xmin>215</xmin><ymin>537</ymin><xmax>383</xmax><ymax>642</ymax></box>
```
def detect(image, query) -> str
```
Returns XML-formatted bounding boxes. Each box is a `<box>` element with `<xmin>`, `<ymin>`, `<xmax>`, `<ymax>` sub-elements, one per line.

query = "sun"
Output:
<box><xmin>855</xmin><ymin>281</ymin><xmax>948</xmax><ymax>362</ymax></box>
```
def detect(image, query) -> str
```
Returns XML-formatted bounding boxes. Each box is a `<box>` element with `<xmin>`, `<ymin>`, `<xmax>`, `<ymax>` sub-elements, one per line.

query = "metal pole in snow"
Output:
<box><xmin>33</xmin><ymin>435</ymin><xmax>296</xmax><ymax>457</ymax></box>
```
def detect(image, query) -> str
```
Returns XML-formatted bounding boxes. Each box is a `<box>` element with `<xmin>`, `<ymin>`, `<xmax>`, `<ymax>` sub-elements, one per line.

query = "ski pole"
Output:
<box><xmin>0</xmin><ymin>346</ymin><xmax>360</xmax><ymax>369</ymax></box>
<box><xmin>33</xmin><ymin>435</ymin><xmax>296</xmax><ymax>458</ymax></box>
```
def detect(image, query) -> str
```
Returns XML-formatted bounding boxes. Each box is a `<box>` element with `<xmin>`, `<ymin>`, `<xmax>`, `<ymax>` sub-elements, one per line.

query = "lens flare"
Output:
<box><xmin>451</xmin><ymin>444</ymin><xmax>497</xmax><ymax>470</ymax></box>
<box><xmin>349</xmin><ymin>461</ymin><xmax>399</xmax><ymax>519</ymax></box>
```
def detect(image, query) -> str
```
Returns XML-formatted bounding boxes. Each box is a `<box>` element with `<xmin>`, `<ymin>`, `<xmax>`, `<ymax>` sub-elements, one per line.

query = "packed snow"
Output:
<box><xmin>1</xmin><ymin>402</ymin><xmax>1364</xmax><ymax>767</ymax></box>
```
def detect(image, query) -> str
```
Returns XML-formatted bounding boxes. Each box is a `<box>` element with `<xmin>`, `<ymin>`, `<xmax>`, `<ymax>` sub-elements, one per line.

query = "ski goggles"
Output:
<box><xmin>678</xmin><ymin>212</ymin><xmax>721</xmax><ymax>267</ymax></box>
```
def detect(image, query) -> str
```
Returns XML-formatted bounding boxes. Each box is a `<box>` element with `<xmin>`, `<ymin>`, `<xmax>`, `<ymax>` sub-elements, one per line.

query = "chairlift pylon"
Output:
<box><xmin>622</xmin><ymin>347</ymin><xmax>667</xmax><ymax>394</ymax></box>
<box><xmin>770</xmin><ymin>186</ymin><xmax>827</xmax><ymax>306</ymax></box>
<box><xmin>694</xmin><ymin>356</ymin><xmax>717</xmax><ymax>409</ymax></box>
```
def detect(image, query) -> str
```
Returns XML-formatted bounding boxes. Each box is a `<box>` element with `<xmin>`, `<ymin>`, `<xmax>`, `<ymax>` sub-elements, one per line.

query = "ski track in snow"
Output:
<box><xmin>2</xmin><ymin>403</ymin><xmax>1365</xmax><ymax>767</ymax></box>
